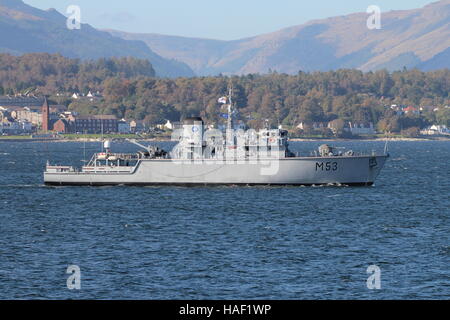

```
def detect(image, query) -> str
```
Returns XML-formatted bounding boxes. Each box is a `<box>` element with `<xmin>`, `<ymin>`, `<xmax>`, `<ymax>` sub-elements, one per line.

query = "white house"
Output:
<box><xmin>296</xmin><ymin>122</ymin><xmax>328</xmax><ymax>130</ymax></box>
<box><xmin>420</xmin><ymin>125</ymin><xmax>450</xmax><ymax>135</ymax></box>
<box><xmin>164</xmin><ymin>120</ymin><xmax>173</xmax><ymax>130</ymax></box>
<box><xmin>345</xmin><ymin>122</ymin><xmax>376</xmax><ymax>135</ymax></box>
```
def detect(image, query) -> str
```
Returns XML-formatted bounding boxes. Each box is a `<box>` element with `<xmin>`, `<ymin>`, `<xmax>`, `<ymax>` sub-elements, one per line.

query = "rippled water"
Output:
<box><xmin>0</xmin><ymin>140</ymin><xmax>448</xmax><ymax>299</ymax></box>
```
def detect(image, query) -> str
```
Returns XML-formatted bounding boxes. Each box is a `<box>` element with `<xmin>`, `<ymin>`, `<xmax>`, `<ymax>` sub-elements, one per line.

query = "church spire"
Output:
<box><xmin>42</xmin><ymin>96</ymin><xmax>50</xmax><ymax>132</ymax></box>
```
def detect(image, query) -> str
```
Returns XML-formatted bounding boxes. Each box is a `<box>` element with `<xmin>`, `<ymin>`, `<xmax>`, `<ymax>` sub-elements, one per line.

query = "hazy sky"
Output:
<box><xmin>23</xmin><ymin>0</ymin><xmax>435</xmax><ymax>40</ymax></box>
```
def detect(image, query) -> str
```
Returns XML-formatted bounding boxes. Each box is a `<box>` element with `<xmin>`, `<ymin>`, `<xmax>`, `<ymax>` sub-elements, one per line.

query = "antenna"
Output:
<box><xmin>101</xmin><ymin>121</ymin><xmax>104</xmax><ymax>152</ymax></box>
<box><xmin>226</xmin><ymin>81</ymin><xmax>234</xmax><ymax>147</ymax></box>
<box><xmin>227</xmin><ymin>83</ymin><xmax>233</xmax><ymax>130</ymax></box>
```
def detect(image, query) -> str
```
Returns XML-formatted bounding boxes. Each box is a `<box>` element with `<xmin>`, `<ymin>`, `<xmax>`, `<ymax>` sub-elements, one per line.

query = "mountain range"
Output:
<box><xmin>1</xmin><ymin>0</ymin><xmax>449</xmax><ymax>77</ymax></box>
<box><xmin>0</xmin><ymin>0</ymin><xmax>194</xmax><ymax>77</ymax></box>
<box><xmin>109</xmin><ymin>0</ymin><xmax>450</xmax><ymax>75</ymax></box>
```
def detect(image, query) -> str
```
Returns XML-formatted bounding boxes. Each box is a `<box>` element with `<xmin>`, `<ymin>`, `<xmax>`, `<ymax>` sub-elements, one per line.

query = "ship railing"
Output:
<box><xmin>45</xmin><ymin>165</ymin><xmax>77</xmax><ymax>173</ymax></box>
<box><xmin>307</xmin><ymin>151</ymin><xmax>379</xmax><ymax>157</ymax></box>
<box><xmin>94</xmin><ymin>153</ymin><xmax>139</xmax><ymax>160</ymax></box>
<box><xmin>81</xmin><ymin>166</ymin><xmax>135</xmax><ymax>174</ymax></box>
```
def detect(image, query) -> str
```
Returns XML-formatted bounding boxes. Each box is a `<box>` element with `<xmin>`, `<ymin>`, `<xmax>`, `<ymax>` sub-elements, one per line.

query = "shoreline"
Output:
<box><xmin>289</xmin><ymin>137</ymin><xmax>450</xmax><ymax>142</ymax></box>
<box><xmin>1</xmin><ymin>136</ymin><xmax>449</xmax><ymax>143</ymax></box>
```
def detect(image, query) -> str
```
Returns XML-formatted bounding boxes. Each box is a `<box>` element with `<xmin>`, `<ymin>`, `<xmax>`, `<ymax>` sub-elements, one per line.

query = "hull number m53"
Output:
<box><xmin>316</xmin><ymin>162</ymin><xmax>338</xmax><ymax>171</ymax></box>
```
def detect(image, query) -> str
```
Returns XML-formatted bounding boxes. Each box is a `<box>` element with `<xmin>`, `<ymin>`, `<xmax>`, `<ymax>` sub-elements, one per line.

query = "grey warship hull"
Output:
<box><xmin>44</xmin><ymin>155</ymin><xmax>388</xmax><ymax>186</ymax></box>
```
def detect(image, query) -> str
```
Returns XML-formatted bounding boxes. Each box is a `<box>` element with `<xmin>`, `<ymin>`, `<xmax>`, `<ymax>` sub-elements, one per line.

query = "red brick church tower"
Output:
<box><xmin>42</xmin><ymin>97</ymin><xmax>49</xmax><ymax>132</ymax></box>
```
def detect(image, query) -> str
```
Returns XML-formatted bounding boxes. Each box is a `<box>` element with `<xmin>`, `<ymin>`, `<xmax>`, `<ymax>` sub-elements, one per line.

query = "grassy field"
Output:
<box><xmin>59</xmin><ymin>134</ymin><xmax>146</xmax><ymax>140</ymax></box>
<box><xmin>71</xmin><ymin>132</ymin><xmax>171</xmax><ymax>139</ymax></box>
<box><xmin>0</xmin><ymin>133</ymin><xmax>171</xmax><ymax>140</ymax></box>
<box><xmin>0</xmin><ymin>135</ymin><xmax>34</xmax><ymax>140</ymax></box>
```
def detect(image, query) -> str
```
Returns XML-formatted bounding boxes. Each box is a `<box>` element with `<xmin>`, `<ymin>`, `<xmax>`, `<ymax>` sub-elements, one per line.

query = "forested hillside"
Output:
<box><xmin>1</xmin><ymin>53</ymin><xmax>449</xmax><ymax>133</ymax></box>
<box><xmin>0</xmin><ymin>53</ymin><xmax>155</xmax><ymax>93</ymax></box>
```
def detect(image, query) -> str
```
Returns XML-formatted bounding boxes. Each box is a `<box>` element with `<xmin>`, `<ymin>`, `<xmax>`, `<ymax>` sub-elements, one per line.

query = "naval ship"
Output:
<box><xmin>44</xmin><ymin>90</ymin><xmax>389</xmax><ymax>186</ymax></box>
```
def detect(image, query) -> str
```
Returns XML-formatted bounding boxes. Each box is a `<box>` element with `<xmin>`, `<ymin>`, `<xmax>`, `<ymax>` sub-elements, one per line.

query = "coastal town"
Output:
<box><xmin>0</xmin><ymin>94</ymin><xmax>449</xmax><ymax>139</ymax></box>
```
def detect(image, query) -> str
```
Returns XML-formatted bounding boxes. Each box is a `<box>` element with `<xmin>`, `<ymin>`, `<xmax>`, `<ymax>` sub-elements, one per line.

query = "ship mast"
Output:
<box><xmin>226</xmin><ymin>84</ymin><xmax>234</xmax><ymax>148</ymax></box>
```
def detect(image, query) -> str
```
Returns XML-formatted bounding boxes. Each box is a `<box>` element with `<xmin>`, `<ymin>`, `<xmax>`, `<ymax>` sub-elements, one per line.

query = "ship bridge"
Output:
<box><xmin>170</xmin><ymin>117</ymin><xmax>294</xmax><ymax>161</ymax></box>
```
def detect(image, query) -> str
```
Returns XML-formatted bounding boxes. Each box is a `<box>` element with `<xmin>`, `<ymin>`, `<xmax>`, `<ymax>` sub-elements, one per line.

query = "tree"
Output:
<box><xmin>2</xmin><ymin>53</ymin><xmax>450</xmax><ymax>134</ymax></box>
<box><xmin>436</xmin><ymin>108</ymin><xmax>450</xmax><ymax>127</ymax></box>
<box><xmin>401</xmin><ymin>127</ymin><xmax>420</xmax><ymax>137</ymax></box>
<box><xmin>378</xmin><ymin>117</ymin><xmax>400</xmax><ymax>133</ymax></box>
